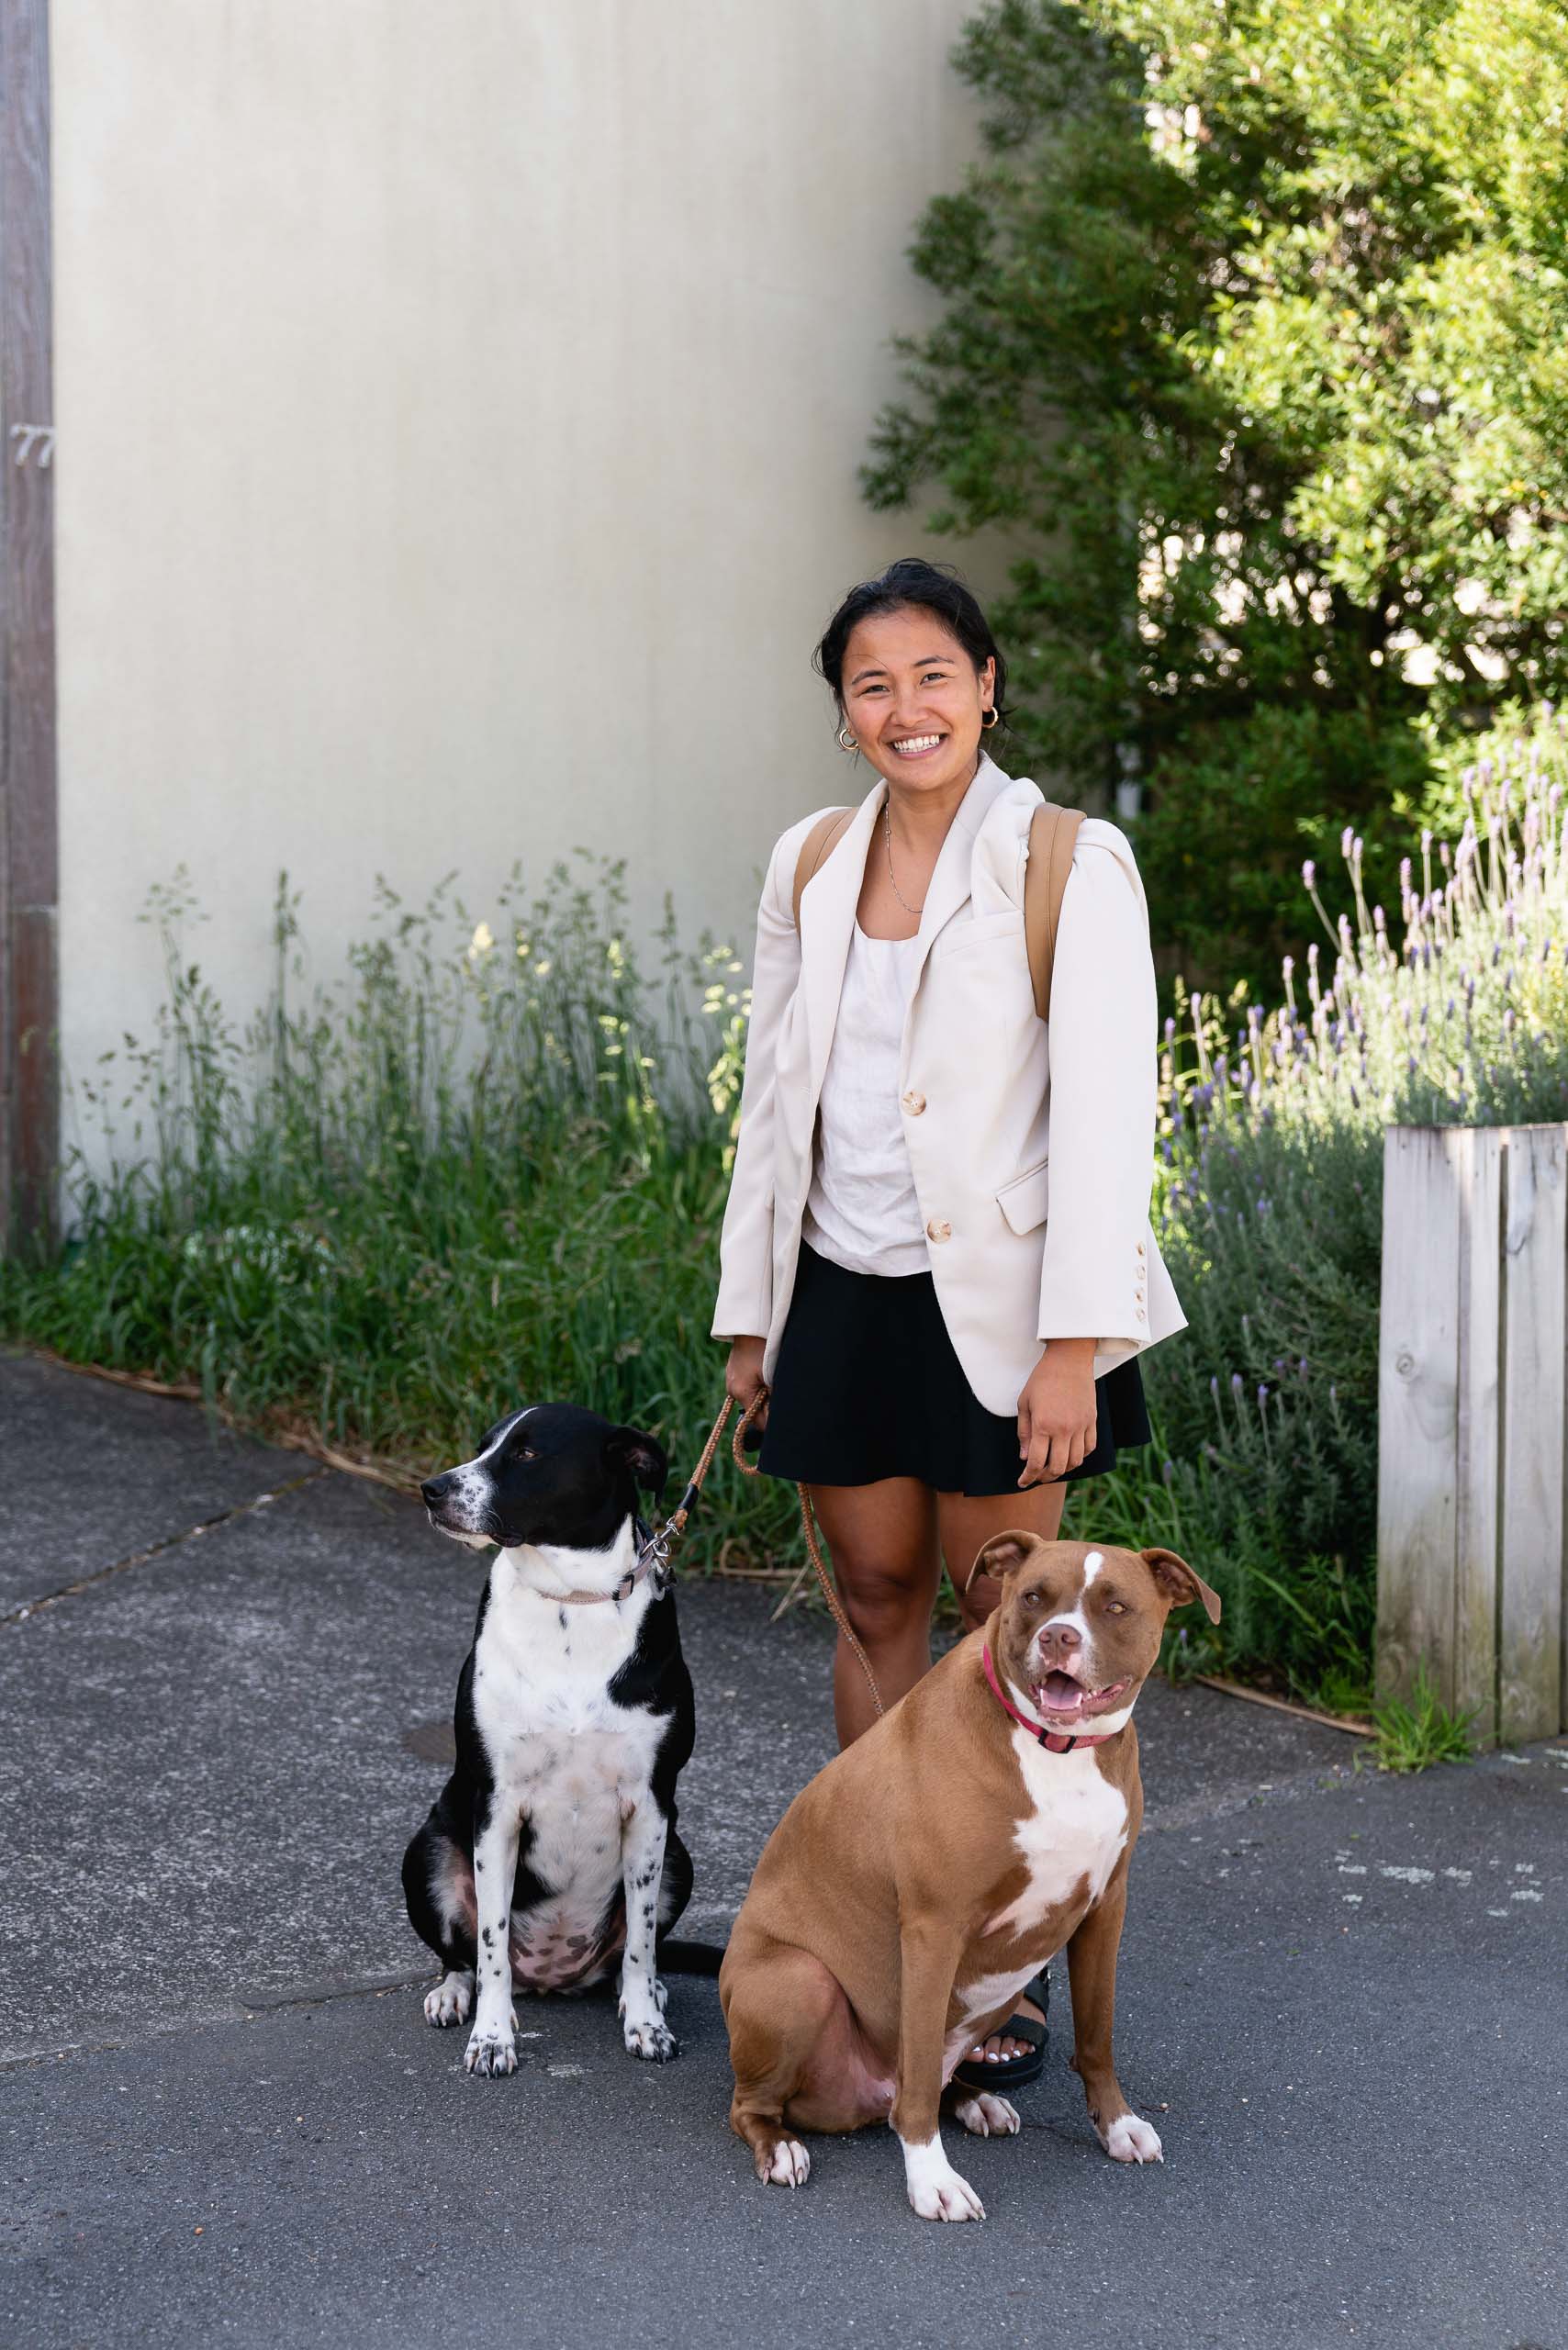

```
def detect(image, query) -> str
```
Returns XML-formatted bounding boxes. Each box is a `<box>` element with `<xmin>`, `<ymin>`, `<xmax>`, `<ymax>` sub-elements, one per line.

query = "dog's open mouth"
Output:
<box><xmin>1031</xmin><ymin>1668</ymin><xmax>1130</xmax><ymax>1722</ymax></box>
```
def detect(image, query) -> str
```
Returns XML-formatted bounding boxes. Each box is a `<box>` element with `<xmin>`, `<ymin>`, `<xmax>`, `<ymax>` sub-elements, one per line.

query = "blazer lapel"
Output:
<box><xmin>907</xmin><ymin>752</ymin><xmax>1012</xmax><ymax>995</ymax></box>
<box><xmin>799</xmin><ymin>777</ymin><xmax>885</xmax><ymax>1098</ymax></box>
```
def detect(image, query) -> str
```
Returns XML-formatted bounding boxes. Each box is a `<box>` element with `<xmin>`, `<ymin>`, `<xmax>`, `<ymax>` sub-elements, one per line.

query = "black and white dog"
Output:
<box><xmin>402</xmin><ymin>1402</ymin><xmax>707</xmax><ymax>2076</ymax></box>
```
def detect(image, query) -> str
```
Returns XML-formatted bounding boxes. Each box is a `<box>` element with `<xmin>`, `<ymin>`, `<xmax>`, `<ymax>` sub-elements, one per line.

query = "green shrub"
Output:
<box><xmin>866</xmin><ymin>0</ymin><xmax>1568</xmax><ymax>995</ymax></box>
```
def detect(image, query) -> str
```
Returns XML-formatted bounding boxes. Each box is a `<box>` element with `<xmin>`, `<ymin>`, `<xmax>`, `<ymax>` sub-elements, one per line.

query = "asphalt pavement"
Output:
<box><xmin>3</xmin><ymin>1348</ymin><xmax>1565</xmax><ymax>2350</ymax></box>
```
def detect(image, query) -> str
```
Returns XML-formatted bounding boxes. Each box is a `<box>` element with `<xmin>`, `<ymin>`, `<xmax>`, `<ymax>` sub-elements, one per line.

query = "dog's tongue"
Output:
<box><xmin>1039</xmin><ymin>1671</ymin><xmax>1084</xmax><ymax>1712</ymax></box>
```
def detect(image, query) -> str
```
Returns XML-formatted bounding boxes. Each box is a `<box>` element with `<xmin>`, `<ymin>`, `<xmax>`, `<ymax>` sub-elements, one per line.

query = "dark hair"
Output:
<box><xmin>813</xmin><ymin>557</ymin><xmax>1008</xmax><ymax>724</ymax></box>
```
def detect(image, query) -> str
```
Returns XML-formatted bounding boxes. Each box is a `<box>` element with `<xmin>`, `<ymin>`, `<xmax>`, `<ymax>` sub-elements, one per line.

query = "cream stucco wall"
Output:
<box><xmin>50</xmin><ymin>0</ymin><xmax>986</xmax><ymax>1158</ymax></box>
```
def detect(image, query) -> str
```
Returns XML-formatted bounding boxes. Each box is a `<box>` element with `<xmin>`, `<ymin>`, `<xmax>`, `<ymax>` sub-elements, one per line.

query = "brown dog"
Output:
<box><xmin>719</xmin><ymin>1535</ymin><xmax>1221</xmax><ymax>2221</ymax></box>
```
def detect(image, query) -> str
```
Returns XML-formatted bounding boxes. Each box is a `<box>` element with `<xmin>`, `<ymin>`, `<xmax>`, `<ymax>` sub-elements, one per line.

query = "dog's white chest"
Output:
<box><xmin>470</xmin><ymin>1560</ymin><xmax>666</xmax><ymax>1943</ymax></box>
<box><xmin>991</xmin><ymin>1734</ymin><xmax>1129</xmax><ymax>1938</ymax></box>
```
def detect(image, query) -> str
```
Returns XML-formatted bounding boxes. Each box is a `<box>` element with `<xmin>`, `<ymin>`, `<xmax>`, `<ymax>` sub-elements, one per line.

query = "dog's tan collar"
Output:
<box><xmin>548</xmin><ymin>1518</ymin><xmax>666</xmax><ymax>1606</ymax></box>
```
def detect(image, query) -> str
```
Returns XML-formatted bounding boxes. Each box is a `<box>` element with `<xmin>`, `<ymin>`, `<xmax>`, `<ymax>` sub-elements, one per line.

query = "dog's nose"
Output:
<box><xmin>420</xmin><ymin>1475</ymin><xmax>452</xmax><ymax>1506</ymax></box>
<box><xmin>1039</xmin><ymin>1619</ymin><xmax>1081</xmax><ymax>1654</ymax></box>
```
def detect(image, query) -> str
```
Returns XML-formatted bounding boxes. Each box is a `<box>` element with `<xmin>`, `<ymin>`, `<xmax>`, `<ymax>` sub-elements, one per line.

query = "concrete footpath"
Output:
<box><xmin>3</xmin><ymin>1348</ymin><xmax>1565</xmax><ymax>2350</ymax></box>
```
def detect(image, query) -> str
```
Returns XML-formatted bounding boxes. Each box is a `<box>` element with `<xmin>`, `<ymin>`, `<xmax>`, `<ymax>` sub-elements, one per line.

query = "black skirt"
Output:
<box><xmin>756</xmin><ymin>1243</ymin><xmax>1151</xmax><ymax>1498</ymax></box>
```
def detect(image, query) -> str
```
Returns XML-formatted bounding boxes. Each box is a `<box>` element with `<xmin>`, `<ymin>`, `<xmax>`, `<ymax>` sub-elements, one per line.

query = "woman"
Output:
<box><xmin>711</xmin><ymin>558</ymin><xmax>1183</xmax><ymax>2087</ymax></box>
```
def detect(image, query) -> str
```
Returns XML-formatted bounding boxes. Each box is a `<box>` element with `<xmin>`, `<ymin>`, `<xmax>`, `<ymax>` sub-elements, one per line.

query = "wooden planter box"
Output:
<box><xmin>1376</xmin><ymin>1123</ymin><xmax>1568</xmax><ymax>1745</ymax></box>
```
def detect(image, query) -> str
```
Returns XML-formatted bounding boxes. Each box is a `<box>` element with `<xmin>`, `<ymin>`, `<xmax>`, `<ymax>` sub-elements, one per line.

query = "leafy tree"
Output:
<box><xmin>866</xmin><ymin>0</ymin><xmax>1568</xmax><ymax>987</ymax></box>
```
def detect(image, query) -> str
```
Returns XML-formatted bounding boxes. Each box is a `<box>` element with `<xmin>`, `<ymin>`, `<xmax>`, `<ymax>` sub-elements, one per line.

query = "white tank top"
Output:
<box><xmin>802</xmin><ymin>923</ymin><xmax>928</xmax><ymax>1279</ymax></box>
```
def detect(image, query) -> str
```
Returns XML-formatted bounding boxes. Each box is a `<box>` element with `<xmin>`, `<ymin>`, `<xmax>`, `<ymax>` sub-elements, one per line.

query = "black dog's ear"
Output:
<box><xmin>605</xmin><ymin>1424</ymin><xmax>668</xmax><ymax>1501</ymax></box>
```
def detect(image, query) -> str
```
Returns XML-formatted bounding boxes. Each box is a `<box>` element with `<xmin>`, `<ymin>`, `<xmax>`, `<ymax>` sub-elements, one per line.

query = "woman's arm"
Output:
<box><xmin>1035</xmin><ymin>820</ymin><xmax>1159</xmax><ymax>1359</ymax></box>
<box><xmin>711</xmin><ymin>828</ymin><xmax>803</xmax><ymax>1347</ymax></box>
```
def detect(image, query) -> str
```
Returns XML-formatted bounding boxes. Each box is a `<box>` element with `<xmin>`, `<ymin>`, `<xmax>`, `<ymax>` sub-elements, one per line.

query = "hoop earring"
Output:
<box><xmin>981</xmin><ymin>707</ymin><xmax>999</xmax><ymax>729</ymax></box>
<box><xmin>837</xmin><ymin>724</ymin><xmax>857</xmax><ymax>754</ymax></box>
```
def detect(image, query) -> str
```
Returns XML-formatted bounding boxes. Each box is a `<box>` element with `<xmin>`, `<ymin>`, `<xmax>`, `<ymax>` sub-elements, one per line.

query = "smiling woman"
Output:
<box><xmin>711</xmin><ymin>556</ymin><xmax>1184</xmax><ymax>2088</ymax></box>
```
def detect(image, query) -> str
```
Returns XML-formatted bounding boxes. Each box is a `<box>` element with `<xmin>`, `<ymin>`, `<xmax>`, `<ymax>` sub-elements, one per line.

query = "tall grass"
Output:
<box><xmin>2</xmin><ymin>858</ymin><xmax>799</xmax><ymax>1569</ymax></box>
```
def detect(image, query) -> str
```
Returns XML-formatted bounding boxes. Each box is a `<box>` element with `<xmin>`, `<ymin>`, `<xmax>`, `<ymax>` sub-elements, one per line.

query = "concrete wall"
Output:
<box><xmin>50</xmin><ymin>0</ymin><xmax>984</xmax><ymax>1157</ymax></box>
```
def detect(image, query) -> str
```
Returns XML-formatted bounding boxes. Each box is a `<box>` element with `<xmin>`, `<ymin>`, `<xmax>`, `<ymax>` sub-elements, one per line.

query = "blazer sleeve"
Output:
<box><xmin>711</xmin><ymin>825</ymin><xmax>804</xmax><ymax>1342</ymax></box>
<box><xmin>1035</xmin><ymin>819</ymin><xmax>1158</xmax><ymax>1353</ymax></box>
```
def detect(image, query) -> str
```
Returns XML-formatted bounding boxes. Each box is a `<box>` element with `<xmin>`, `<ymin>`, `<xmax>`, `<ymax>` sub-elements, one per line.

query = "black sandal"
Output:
<box><xmin>951</xmin><ymin>1969</ymin><xmax>1049</xmax><ymax>2093</ymax></box>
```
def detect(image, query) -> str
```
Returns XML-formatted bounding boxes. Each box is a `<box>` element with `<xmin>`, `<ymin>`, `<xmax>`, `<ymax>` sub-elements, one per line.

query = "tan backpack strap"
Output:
<box><xmin>1024</xmin><ymin>801</ymin><xmax>1086</xmax><ymax>1020</ymax></box>
<box><xmin>791</xmin><ymin>807</ymin><xmax>856</xmax><ymax>930</ymax></box>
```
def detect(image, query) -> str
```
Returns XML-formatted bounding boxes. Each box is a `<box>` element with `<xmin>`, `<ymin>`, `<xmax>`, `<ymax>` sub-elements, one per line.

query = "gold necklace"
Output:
<box><xmin>883</xmin><ymin>809</ymin><xmax>924</xmax><ymax>918</ymax></box>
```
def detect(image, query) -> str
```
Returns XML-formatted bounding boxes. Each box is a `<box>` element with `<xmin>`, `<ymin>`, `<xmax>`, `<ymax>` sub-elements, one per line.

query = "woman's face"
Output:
<box><xmin>838</xmin><ymin>606</ymin><xmax>995</xmax><ymax>797</ymax></box>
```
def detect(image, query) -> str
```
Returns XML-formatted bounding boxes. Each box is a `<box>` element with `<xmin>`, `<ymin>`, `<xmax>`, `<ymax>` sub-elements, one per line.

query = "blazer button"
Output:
<box><xmin>926</xmin><ymin>1217</ymin><xmax>952</xmax><ymax>1244</ymax></box>
<box><xmin>902</xmin><ymin>1090</ymin><xmax>926</xmax><ymax>1116</ymax></box>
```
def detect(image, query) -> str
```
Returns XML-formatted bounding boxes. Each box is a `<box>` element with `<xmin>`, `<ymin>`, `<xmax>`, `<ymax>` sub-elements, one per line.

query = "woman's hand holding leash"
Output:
<box><xmin>1016</xmin><ymin>1339</ymin><xmax>1097</xmax><ymax>1486</ymax></box>
<box><xmin>725</xmin><ymin>1336</ymin><xmax>769</xmax><ymax>1447</ymax></box>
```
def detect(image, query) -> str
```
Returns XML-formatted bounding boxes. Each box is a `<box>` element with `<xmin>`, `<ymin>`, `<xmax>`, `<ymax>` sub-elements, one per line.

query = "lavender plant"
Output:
<box><xmin>1109</xmin><ymin>719</ymin><xmax>1568</xmax><ymax>1702</ymax></box>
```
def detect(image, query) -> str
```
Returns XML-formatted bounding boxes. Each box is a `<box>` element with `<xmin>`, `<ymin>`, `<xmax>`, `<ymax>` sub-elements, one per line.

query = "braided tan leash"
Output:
<box><xmin>652</xmin><ymin>1392</ymin><xmax>885</xmax><ymax>1718</ymax></box>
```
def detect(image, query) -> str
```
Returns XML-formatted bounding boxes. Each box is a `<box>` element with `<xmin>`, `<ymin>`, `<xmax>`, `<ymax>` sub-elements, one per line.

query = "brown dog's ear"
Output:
<box><xmin>1142</xmin><ymin>1547</ymin><xmax>1222</xmax><ymax>1624</ymax></box>
<box><xmin>962</xmin><ymin>1529</ymin><xmax>1037</xmax><ymax>1595</ymax></box>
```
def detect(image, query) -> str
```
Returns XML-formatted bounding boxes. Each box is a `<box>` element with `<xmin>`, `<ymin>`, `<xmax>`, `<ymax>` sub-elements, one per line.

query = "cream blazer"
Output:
<box><xmin>711</xmin><ymin>753</ymin><xmax>1185</xmax><ymax>1418</ymax></box>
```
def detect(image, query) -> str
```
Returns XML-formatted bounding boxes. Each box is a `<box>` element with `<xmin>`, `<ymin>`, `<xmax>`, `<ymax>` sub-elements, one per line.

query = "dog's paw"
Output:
<box><xmin>756</xmin><ymin>2137</ymin><xmax>811</xmax><ymax>2188</ymax></box>
<box><xmin>423</xmin><ymin>1972</ymin><xmax>473</xmax><ymax>2029</ymax></box>
<box><xmin>622</xmin><ymin>2013</ymin><xmax>679</xmax><ymax>2065</ymax></box>
<box><xmin>463</xmin><ymin>2019</ymin><xmax>518</xmax><ymax>2078</ymax></box>
<box><xmin>1103</xmin><ymin>2111</ymin><xmax>1163</xmax><ymax>2165</ymax></box>
<box><xmin>953</xmin><ymin>2089</ymin><xmax>1021</xmax><ymax>2139</ymax></box>
<box><xmin>618</xmin><ymin>1971</ymin><xmax>670</xmax><ymax>2023</ymax></box>
<box><xmin>902</xmin><ymin>2139</ymin><xmax>985</xmax><ymax>2223</ymax></box>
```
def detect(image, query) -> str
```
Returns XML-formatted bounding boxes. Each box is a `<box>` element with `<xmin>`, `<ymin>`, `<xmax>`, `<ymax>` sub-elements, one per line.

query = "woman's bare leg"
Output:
<box><xmin>805</xmin><ymin>1477</ymin><xmax>943</xmax><ymax>1749</ymax></box>
<box><xmin>935</xmin><ymin>1477</ymin><xmax>1071</xmax><ymax>2062</ymax></box>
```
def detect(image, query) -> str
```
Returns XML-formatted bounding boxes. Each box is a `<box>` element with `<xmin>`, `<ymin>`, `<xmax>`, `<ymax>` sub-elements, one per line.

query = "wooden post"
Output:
<box><xmin>1496</xmin><ymin>1125</ymin><xmax>1566</xmax><ymax>1741</ymax></box>
<box><xmin>0</xmin><ymin>0</ymin><xmax>58</xmax><ymax>1258</ymax></box>
<box><xmin>1376</xmin><ymin>1127</ymin><xmax>1462</xmax><ymax>1710</ymax></box>
<box><xmin>1377</xmin><ymin>1123</ymin><xmax>1568</xmax><ymax>1744</ymax></box>
<box><xmin>1451</xmin><ymin>1126</ymin><xmax>1503</xmax><ymax>1729</ymax></box>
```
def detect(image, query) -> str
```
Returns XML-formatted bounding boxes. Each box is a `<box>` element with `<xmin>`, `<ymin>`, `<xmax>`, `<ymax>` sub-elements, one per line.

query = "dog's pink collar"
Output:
<box><xmin>981</xmin><ymin>1643</ymin><xmax>1113</xmax><ymax>1752</ymax></box>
